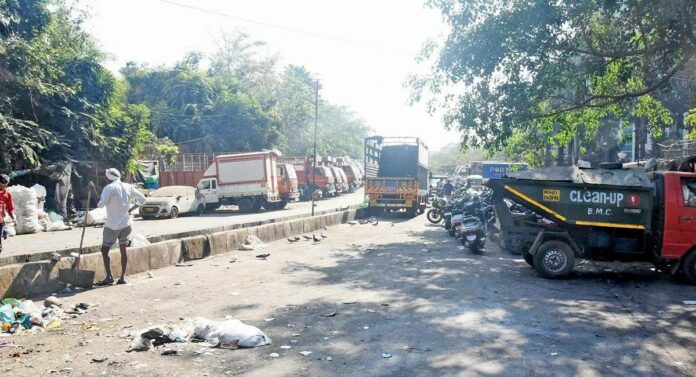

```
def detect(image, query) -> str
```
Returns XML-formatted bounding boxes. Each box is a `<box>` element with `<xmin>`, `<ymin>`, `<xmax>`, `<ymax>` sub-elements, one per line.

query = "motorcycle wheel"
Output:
<box><xmin>426</xmin><ymin>209</ymin><xmax>442</xmax><ymax>223</ymax></box>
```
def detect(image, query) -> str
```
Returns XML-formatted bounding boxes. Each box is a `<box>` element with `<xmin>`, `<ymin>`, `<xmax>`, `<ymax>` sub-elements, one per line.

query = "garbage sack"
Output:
<box><xmin>129</xmin><ymin>233</ymin><xmax>150</xmax><ymax>248</ymax></box>
<box><xmin>188</xmin><ymin>317</ymin><xmax>271</xmax><ymax>348</ymax></box>
<box><xmin>238</xmin><ymin>235</ymin><xmax>265</xmax><ymax>251</ymax></box>
<box><xmin>8</xmin><ymin>185</ymin><xmax>41</xmax><ymax>234</ymax></box>
<box><xmin>85</xmin><ymin>207</ymin><xmax>107</xmax><ymax>226</ymax></box>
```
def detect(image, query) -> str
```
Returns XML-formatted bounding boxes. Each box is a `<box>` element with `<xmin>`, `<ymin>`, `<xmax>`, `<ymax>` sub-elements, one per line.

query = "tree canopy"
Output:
<box><xmin>412</xmin><ymin>0</ymin><xmax>696</xmax><ymax>158</ymax></box>
<box><xmin>1</xmin><ymin>2</ymin><xmax>371</xmax><ymax>173</ymax></box>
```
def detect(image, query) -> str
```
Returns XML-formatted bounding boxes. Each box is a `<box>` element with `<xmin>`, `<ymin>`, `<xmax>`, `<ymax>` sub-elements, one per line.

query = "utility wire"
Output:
<box><xmin>158</xmin><ymin>0</ymin><xmax>414</xmax><ymax>55</ymax></box>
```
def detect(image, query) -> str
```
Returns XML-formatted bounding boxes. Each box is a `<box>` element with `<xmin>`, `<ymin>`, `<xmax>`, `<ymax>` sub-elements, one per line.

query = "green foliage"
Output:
<box><xmin>413</xmin><ymin>0</ymin><xmax>695</xmax><ymax>155</ymax></box>
<box><xmin>0</xmin><ymin>0</ymin><xmax>150</xmax><ymax>172</ymax></box>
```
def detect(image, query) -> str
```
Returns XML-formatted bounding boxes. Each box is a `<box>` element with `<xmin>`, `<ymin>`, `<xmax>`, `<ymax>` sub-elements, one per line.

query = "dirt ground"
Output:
<box><xmin>2</xmin><ymin>215</ymin><xmax>696</xmax><ymax>376</ymax></box>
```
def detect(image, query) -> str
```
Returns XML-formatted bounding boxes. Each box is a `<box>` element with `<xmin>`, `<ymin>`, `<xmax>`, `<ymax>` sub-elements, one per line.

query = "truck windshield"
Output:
<box><xmin>285</xmin><ymin>166</ymin><xmax>297</xmax><ymax>179</ymax></box>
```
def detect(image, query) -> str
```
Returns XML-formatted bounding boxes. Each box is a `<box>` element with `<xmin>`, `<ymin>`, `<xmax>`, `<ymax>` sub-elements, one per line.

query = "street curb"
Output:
<box><xmin>0</xmin><ymin>206</ymin><xmax>366</xmax><ymax>299</ymax></box>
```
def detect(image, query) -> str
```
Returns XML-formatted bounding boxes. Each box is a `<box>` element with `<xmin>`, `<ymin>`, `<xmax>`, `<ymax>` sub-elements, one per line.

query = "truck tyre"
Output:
<box><xmin>533</xmin><ymin>240</ymin><xmax>575</xmax><ymax>279</ymax></box>
<box><xmin>252</xmin><ymin>198</ymin><xmax>263</xmax><ymax>212</ymax></box>
<box><xmin>407</xmin><ymin>206</ymin><xmax>418</xmax><ymax>218</ymax></box>
<box><xmin>197</xmin><ymin>204</ymin><xmax>205</xmax><ymax>215</ymax></box>
<box><xmin>680</xmin><ymin>249</ymin><xmax>696</xmax><ymax>285</ymax></box>
<box><xmin>238</xmin><ymin>198</ymin><xmax>254</xmax><ymax>213</ymax></box>
<box><xmin>522</xmin><ymin>251</ymin><xmax>534</xmax><ymax>267</ymax></box>
<box><xmin>169</xmin><ymin>206</ymin><xmax>179</xmax><ymax>219</ymax></box>
<box><xmin>278</xmin><ymin>200</ymin><xmax>288</xmax><ymax>209</ymax></box>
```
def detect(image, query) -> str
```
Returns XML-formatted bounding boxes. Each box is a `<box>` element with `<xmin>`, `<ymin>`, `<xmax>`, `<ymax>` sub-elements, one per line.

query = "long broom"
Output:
<box><xmin>73</xmin><ymin>182</ymin><xmax>92</xmax><ymax>288</ymax></box>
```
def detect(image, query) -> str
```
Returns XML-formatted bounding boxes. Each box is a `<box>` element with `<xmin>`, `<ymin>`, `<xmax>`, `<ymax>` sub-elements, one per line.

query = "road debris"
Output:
<box><xmin>256</xmin><ymin>253</ymin><xmax>271</xmax><ymax>260</ymax></box>
<box><xmin>299</xmin><ymin>351</ymin><xmax>312</xmax><ymax>357</ymax></box>
<box><xmin>239</xmin><ymin>235</ymin><xmax>266</xmax><ymax>251</ymax></box>
<box><xmin>321</xmin><ymin>310</ymin><xmax>338</xmax><ymax>317</ymax></box>
<box><xmin>382</xmin><ymin>352</ymin><xmax>391</xmax><ymax>358</ymax></box>
<box><xmin>269</xmin><ymin>352</ymin><xmax>280</xmax><ymax>358</ymax></box>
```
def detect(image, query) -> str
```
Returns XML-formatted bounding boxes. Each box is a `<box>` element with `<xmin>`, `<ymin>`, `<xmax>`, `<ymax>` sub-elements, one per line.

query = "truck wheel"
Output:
<box><xmin>680</xmin><ymin>249</ymin><xmax>696</xmax><ymax>285</ymax></box>
<box><xmin>169</xmin><ymin>206</ymin><xmax>179</xmax><ymax>219</ymax></box>
<box><xmin>238</xmin><ymin>198</ymin><xmax>254</xmax><ymax>213</ymax></box>
<box><xmin>278</xmin><ymin>200</ymin><xmax>288</xmax><ymax>209</ymax></box>
<box><xmin>252</xmin><ymin>198</ymin><xmax>263</xmax><ymax>212</ymax></box>
<box><xmin>533</xmin><ymin>240</ymin><xmax>575</xmax><ymax>279</ymax></box>
<box><xmin>522</xmin><ymin>251</ymin><xmax>534</xmax><ymax>267</ymax></box>
<box><xmin>407</xmin><ymin>207</ymin><xmax>418</xmax><ymax>218</ymax></box>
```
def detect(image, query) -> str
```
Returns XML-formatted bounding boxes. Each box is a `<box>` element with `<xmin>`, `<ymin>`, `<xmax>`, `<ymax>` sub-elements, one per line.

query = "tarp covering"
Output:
<box><xmin>506</xmin><ymin>166</ymin><xmax>652</xmax><ymax>188</ymax></box>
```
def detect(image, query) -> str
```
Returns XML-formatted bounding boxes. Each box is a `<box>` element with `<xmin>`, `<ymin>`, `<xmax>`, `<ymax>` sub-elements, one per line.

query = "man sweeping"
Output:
<box><xmin>0</xmin><ymin>174</ymin><xmax>15</xmax><ymax>254</ymax></box>
<box><xmin>91</xmin><ymin>168</ymin><xmax>146</xmax><ymax>285</ymax></box>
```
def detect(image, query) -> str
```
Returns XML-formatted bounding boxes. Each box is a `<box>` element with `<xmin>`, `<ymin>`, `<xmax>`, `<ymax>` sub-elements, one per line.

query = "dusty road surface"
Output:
<box><xmin>0</xmin><ymin>191</ymin><xmax>364</xmax><ymax>259</ymax></box>
<box><xmin>2</xmin><ymin>215</ymin><xmax>696</xmax><ymax>376</ymax></box>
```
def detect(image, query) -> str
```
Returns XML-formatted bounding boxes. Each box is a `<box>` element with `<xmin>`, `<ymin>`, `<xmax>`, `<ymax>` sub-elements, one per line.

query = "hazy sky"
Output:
<box><xmin>81</xmin><ymin>0</ymin><xmax>459</xmax><ymax>150</ymax></box>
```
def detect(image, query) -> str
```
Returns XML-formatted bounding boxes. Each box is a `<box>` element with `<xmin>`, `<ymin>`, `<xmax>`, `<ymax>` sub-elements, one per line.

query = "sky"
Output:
<box><xmin>80</xmin><ymin>0</ymin><xmax>459</xmax><ymax>151</ymax></box>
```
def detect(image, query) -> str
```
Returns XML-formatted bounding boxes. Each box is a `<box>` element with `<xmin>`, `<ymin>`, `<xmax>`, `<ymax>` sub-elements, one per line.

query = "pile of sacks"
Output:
<box><xmin>129</xmin><ymin>317</ymin><xmax>271</xmax><ymax>352</ymax></box>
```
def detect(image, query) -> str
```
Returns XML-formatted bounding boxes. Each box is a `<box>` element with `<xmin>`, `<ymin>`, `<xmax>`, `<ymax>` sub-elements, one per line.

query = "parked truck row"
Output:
<box><xmin>140</xmin><ymin>150</ymin><xmax>364</xmax><ymax>218</ymax></box>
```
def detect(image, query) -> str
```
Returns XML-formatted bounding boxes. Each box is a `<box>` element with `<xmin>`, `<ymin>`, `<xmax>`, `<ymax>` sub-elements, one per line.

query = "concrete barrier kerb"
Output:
<box><xmin>1</xmin><ymin>205</ymin><xmax>366</xmax><ymax>299</ymax></box>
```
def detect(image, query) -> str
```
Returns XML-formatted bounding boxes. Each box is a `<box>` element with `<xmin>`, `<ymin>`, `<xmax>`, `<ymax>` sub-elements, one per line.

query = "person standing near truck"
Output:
<box><xmin>91</xmin><ymin>168</ymin><xmax>146</xmax><ymax>285</ymax></box>
<box><xmin>0</xmin><ymin>174</ymin><xmax>16</xmax><ymax>254</ymax></box>
<box><xmin>442</xmin><ymin>179</ymin><xmax>454</xmax><ymax>201</ymax></box>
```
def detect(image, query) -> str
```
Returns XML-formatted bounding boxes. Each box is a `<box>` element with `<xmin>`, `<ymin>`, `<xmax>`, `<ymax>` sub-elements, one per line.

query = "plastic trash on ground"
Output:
<box><xmin>238</xmin><ymin>235</ymin><xmax>266</xmax><ymax>251</ymax></box>
<box><xmin>128</xmin><ymin>325</ymin><xmax>189</xmax><ymax>352</ymax></box>
<box><xmin>129</xmin><ymin>233</ymin><xmax>150</xmax><ymax>248</ymax></box>
<box><xmin>188</xmin><ymin>317</ymin><xmax>272</xmax><ymax>348</ymax></box>
<box><xmin>3</xmin><ymin>214</ymin><xmax>16</xmax><ymax>237</ymax></box>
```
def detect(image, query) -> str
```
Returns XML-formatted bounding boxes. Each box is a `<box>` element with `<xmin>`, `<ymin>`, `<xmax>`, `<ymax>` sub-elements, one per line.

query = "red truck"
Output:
<box><xmin>279</xmin><ymin>157</ymin><xmax>336</xmax><ymax>199</ymax></box>
<box><xmin>268</xmin><ymin>163</ymin><xmax>299</xmax><ymax>209</ymax></box>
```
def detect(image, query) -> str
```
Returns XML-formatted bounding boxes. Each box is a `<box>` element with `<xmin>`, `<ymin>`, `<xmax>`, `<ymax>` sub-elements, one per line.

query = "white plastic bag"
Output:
<box><xmin>3</xmin><ymin>214</ymin><xmax>16</xmax><ymax>237</ymax></box>
<box><xmin>238</xmin><ymin>235</ymin><xmax>266</xmax><ymax>251</ymax></box>
<box><xmin>129</xmin><ymin>233</ymin><xmax>150</xmax><ymax>248</ymax></box>
<box><xmin>85</xmin><ymin>207</ymin><xmax>107</xmax><ymax>226</ymax></box>
<box><xmin>189</xmin><ymin>317</ymin><xmax>271</xmax><ymax>348</ymax></box>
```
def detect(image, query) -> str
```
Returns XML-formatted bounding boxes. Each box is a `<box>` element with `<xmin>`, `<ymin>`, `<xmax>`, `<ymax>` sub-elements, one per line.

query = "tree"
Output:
<box><xmin>0</xmin><ymin>0</ymin><xmax>149</xmax><ymax>171</ymax></box>
<box><xmin>411</xmin><ymin>0</ymin><xmax>695</xmax><ymax>153</ymax></box>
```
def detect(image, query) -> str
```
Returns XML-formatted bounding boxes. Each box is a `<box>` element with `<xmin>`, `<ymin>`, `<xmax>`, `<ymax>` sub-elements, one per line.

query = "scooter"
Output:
<box><xmin>443</xmin><ymin>202</ymin><xmax>453</xmax><ymax>232</ymax></box>
<box><xmin>461</xmin><ymin>216</ymin><xmax>486</xmax><ymax>253</ymax></box>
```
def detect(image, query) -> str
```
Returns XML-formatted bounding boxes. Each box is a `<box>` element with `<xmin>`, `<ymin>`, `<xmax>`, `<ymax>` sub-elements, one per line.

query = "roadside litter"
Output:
<box><xmin>239</xmin><ymin>235</ymin><xmax>266</xmax><ymax>251</ymax></box>
<box><xmin>0</xmin><ymin>298</ymin><xmax>88</xmax><ymax>335</ymax></box>
<box><xmin>84</xmin><ymin>207</ymin><xmax>107</xmax><ymax>226</ymax></box>
<box><xmin>128</xmin><ymin>317</ymin><xmax>271</xmax><ymax>352</ymax></box>
<box><xmin>129</xmin><ymin>233</ymin><xmax>150</xmax><ymax>248</ymax></box>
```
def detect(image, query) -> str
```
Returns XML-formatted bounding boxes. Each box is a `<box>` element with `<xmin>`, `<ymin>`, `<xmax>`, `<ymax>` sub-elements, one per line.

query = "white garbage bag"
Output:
<box><xmin>129</xmin><ymin>233</ymin><xmax>150</xmax><ymax>247</ymax></box>
<box><xmin>238</xmin><ymin>235</ymin><xmax>266</xmax><ymax>251</ymax></box>
<box><xmin>188</xmin><ymin>317</ymin><xmax>272</xmax><ymax>348</ymax></box>
<box><xmin>8</xmin><ymin>185</ymin><xmax>41</xmax><ymax>234</ymax></box>
<box><xmin>85</xmin><ymin>207</ymin><xmax>107</xmax><ymax>226</ymax></box>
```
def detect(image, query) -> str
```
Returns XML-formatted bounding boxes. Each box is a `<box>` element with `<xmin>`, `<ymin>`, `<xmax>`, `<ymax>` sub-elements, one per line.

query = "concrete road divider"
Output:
<box><xmin>1</xmin><ymin>206</ymin><xmax>365</xmax><ymax>298</ymax></box>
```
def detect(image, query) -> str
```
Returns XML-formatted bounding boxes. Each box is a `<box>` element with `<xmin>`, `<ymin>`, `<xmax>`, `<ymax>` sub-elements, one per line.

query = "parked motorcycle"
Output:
<box><xmin>427</xmin><ymin>196</ymin><xmax>447</xmax><ymax>224</ymax></box>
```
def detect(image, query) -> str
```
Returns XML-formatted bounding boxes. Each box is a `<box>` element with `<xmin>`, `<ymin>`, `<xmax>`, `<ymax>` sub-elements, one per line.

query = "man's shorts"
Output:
<box><xmin>103</xmin><ymin>226</ymin><xmax>132</xmax><ymax>248</ymax></box>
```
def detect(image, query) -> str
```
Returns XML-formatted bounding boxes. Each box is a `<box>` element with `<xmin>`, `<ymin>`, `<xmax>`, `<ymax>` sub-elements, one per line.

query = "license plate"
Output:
<box><xmin>444</xmin><ymin>212</ymin><xmax>451</xmax><ymax>216</ymax></box>
<box><xmin>142</xmin><ymin>208</ymin><xmax>156</xmax><ymax>213</ymax></box>
<box><xmin>466</xmin><ymin>235</ymin><xmax>477</xmax><ymax>241</ymax></box>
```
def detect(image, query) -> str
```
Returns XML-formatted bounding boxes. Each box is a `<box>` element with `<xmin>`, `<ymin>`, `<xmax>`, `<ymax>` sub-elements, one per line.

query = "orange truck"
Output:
<box><xmin>269</xmin><ymin>163</ymin><xmax>300</xmax><ymax>209</ymax></box>
<box><xmin>364</xmin><ymin>136</ymin><xmax>429</xmax><ymax>217</ymax></box>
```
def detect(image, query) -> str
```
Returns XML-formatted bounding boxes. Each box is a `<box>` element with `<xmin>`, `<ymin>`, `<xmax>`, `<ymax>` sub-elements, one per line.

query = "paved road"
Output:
<box><xmin>0</xmin><ymin>192</ymin><xmax>364</xmax><ymax>259</ymax></box>
<box><xmin>2</xmin><ymin>215</ymin><xmax>695</xmax><ymax>376</ymax></box>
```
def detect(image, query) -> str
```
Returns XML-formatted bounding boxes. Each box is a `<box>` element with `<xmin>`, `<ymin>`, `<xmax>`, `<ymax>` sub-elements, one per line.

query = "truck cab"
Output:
<box><xmin>271</xmin><ymin>164</ymin><xmax>299</xmax><ymax>209</ymax></box>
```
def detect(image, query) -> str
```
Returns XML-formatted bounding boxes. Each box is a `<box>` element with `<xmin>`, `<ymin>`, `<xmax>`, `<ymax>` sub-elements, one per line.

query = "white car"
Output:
<box><xmin>139</xmin><ymin>186</ymin><xmax>203</xmax><ymax>219</ymax></box>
